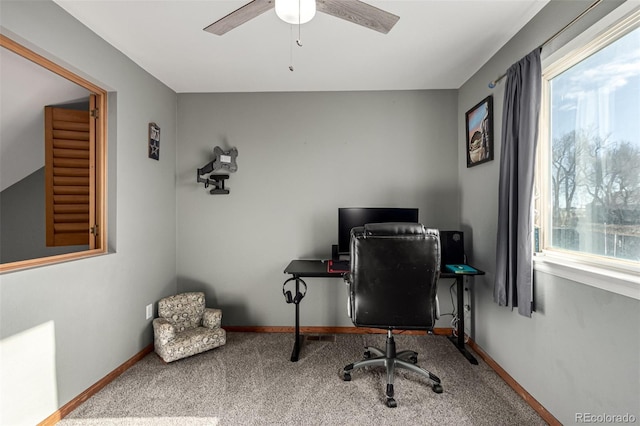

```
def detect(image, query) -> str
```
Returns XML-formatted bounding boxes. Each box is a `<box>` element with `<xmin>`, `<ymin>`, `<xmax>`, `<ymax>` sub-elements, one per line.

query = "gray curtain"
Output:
<box><xmin>494</xmin><ymin>48</ymin><xmax>541</xmax><ymax>317</ymax></box>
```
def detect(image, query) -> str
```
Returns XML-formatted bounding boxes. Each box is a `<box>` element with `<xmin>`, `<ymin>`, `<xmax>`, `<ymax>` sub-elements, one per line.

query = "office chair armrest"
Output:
<box><xmin>202</xmin><ymin>308</ymin><xmax>222</xmax><ymax>329</ymax></box>
<box><xmin>153</xmin><ymin>318</ymin><xmax>176</xmax><ymax>345</ymax></box>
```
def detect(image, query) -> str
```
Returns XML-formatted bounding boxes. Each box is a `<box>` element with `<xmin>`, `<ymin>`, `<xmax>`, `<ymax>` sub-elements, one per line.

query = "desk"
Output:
<box><xmin>440</xmin><ymin>269</ymin><xmax>485</xmax><ymax>365</ymax></box>
<box><xmin>283</xmin><ymin>260</ymin><xmax>343</xmax><ymax>362</ymax></box>
<box><xmin>283</xmin><ymin>259</ymin><xmax>484</xmax><ymax>364</ymax></box>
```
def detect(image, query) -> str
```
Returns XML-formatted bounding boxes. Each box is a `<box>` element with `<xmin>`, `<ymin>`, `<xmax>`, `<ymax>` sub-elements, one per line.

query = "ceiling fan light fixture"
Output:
<box><xmin>275</xmin><ymin>0</ymin><xmax>316</xmax><ymax>25</ymax></box>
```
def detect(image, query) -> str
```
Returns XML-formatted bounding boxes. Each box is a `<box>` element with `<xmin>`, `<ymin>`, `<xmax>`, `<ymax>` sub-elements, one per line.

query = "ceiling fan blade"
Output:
<box><xmin>317</xmin><ymin>0</ymin><xmax>399</xmax><ymax>34</ymax></box>
<box><xmin>204</xmin><ymin>0</ymin><xmax>275</xmax><ymax>35</ymax></box>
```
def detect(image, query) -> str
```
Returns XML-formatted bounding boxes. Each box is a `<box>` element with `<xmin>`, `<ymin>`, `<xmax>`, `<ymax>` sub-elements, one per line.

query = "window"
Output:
<box><xmin>0</xmin><ymin>35</ymin><xmax>106</xmax><ymax>272</ymax></box>
<box><xmin>536</xmin><ymin>8</ymin><xmax>640</xmax><ymax>297</ymax></box>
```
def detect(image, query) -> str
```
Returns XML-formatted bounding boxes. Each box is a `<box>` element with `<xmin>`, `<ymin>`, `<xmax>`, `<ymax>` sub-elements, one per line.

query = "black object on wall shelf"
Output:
<box><xmin>196</xmin><ymin>146</ymin><xmax>238</xmax><ymax>195</ymax></box>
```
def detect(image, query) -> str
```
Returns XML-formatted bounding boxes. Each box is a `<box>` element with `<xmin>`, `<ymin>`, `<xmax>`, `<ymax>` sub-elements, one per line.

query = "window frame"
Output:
<box><xmin>535</xmin><ymin>6</ymin><xmax>640</xmax><ymax>300</ymax></box>
<box><xmin>0</xmin><ymin>34</ymin><xmax>107</xmax><ymax>273</ymax></box>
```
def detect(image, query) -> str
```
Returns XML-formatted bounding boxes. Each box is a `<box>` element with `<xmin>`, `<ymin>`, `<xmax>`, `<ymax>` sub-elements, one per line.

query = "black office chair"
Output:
<box><xmin>341</xmin><ymin>223</ymin><xmax>443</xmax><ymax>407</ymax></box>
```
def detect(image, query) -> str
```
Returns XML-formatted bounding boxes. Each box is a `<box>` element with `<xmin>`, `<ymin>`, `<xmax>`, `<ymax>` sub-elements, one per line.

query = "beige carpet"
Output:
<box><xmin>59</xmin><ymin>332</ymin><xmax>545</xmax><ymax>425</ymax></box>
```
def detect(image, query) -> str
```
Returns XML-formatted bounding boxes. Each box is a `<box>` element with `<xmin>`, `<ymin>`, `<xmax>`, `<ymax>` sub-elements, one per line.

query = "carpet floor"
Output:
<box><xmin>59</xmin><ymin>332</ymin><xmax>546</xmax><ymax>425</ymax></box>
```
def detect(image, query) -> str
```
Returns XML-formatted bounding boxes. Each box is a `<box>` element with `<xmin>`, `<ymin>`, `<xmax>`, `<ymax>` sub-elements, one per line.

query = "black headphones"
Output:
<box><xmin>282</xmin><ymin>277</ymin><xmax>307</xmax><ymax>304</ymax></box>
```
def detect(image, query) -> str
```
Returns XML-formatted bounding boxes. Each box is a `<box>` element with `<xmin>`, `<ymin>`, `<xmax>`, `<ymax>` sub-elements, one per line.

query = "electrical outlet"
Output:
<box><xmin>145</xmin><ymin>303</ymin><xmax>153</xmax><ymax>320</ymax></box>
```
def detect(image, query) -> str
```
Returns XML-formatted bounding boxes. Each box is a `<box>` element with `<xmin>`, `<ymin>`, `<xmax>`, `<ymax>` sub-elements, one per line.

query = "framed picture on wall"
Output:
<box><xmin>148</xmin><ymin>122</ymin><xmax>160</xmax><ymax>160</ymax></box>
<box><xmin>465</xmin><ymin>96</ymin><xmax>493</xmax><ymax>167</ymax></box>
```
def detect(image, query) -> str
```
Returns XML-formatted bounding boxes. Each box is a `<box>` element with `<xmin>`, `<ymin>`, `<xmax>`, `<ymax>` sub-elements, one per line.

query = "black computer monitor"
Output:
<box><xmin>338</xmin><ymin>207</ymin><xmax>419</xmax><ymax>254</ymax></box>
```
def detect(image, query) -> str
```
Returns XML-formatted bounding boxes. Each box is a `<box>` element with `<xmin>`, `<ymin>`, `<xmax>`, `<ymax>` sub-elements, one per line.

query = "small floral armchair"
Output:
<box><xmin>153</xmin><ymin>292</ymin><xmax>226</xmax><ymax>363</ymax></box>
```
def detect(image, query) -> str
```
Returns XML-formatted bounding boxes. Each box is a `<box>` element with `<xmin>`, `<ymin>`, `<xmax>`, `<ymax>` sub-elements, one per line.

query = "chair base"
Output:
<box><xmin>341</xmin><ymin>330</ymin><xmax>442</xmax><ymax>407</ymax></box>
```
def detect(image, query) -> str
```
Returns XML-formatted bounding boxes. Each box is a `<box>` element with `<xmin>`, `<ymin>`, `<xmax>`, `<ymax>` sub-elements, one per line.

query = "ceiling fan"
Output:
<box><xmin>204</xmin><ymin>0</ymin><xmax>400</xmax><ymax>36</ymax></box>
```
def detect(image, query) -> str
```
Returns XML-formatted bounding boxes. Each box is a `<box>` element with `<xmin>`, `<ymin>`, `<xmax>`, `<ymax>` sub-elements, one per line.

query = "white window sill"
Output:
<box><xmin>533</xmin><ymin>252</ymin><xmax>640</xmax><ymax>300</ymax></box>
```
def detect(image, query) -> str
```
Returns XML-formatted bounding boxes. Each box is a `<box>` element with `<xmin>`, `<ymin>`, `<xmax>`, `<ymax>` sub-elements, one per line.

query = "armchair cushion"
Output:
<box><xmin>157</xmin><ymin>292</ymin><xmax>205</xmax><ymax>331</ymax></box>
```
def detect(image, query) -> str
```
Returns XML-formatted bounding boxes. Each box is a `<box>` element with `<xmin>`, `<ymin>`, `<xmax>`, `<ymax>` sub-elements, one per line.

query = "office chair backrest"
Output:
<box><xmin>349</xmin><ymin>223</ymin><xmax>440</xmax><ymax>330</ymax></box>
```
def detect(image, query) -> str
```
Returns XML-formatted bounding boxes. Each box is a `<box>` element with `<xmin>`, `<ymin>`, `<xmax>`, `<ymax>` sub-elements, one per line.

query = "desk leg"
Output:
<box><xmin>290</xmin><ymin>277</ymin><xmax>302</xmax><ymax>362</ymax></box>
<box><xmin>447</xmin><ymin>275</ymin><xmax>478</xmax><ymax>365</ymax></box>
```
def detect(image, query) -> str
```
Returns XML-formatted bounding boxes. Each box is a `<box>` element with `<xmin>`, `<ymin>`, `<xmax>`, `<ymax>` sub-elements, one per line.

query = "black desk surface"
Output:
<box><xmin>440</xmin><ymin>269</ymin><xmax>485</xmax><ymax>279</ymax></box>
<box><xmin>284</xmin><ymin>259</ymin><xmax>344</xmax><ymax>278</ymax></box>
<box><xmin>284</xmin><ymin>259</ymin><xmax>484</xmax><ymax>279</ymax></box>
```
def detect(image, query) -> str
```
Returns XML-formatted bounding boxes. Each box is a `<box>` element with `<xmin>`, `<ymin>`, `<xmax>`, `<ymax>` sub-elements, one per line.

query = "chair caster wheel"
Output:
<box><xmin>386</xmin><ymin>398</ymin><xmax>397</xmax><ymax>408</ymax></box>
<box><xmin>363</xmin><ymin>350</ymin><xmax>371</xmax><ymax>359</ymax></box>
<box><xmin>409</xmin><ymin>355</ymin><xmax>418</xmax><ymax>364</ymax></box>
<box><xmin>342</xmin><ymin>372</ymin><xmax>351</xmax><ymax>381</ymax></box>
<box><xmin>432</xmin><ymin>383</ymin><xmax>443</xmax><ymax>393</ymax></box>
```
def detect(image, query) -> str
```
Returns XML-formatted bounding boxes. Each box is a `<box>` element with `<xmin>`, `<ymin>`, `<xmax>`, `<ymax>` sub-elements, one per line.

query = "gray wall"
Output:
<box><xmin>458</xmin><ymin>1</ymin><xmax>639</xmax><ymax>424</ymax></box>
<box><xmin>0</xmin><ymin>1</ymin><xmax>178</xmax><ymax>424</ymax></box>
<box><xmin>176</xmin><ymin>91</ymin><xmax>460</xmax><ymax>328</ymax></box>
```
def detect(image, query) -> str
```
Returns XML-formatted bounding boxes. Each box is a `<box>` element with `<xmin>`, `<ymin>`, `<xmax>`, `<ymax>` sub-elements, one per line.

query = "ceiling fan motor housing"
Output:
<box><xmin>275</xmin><ymin>0</ymin><xmax>317</xmax><ymax>25</ymax></box>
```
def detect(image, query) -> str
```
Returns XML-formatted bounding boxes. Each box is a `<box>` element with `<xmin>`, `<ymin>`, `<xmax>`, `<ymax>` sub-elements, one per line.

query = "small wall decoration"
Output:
<box><xmin>465</xmin><ymin>96</ymin><xmax>493</xmax><ymax>167</ymax></box>
<box><xmin>148</xmin><ymin>122</ymin><xmax>160</xmax><ymax>160</ymax></box>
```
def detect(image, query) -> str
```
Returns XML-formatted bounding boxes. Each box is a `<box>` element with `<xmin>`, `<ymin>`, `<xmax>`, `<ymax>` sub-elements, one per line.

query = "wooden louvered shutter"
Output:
<box><xmin>45</xmin><ymin>96</ymin><xmax>96</xmax><ymax>247</ymax></box>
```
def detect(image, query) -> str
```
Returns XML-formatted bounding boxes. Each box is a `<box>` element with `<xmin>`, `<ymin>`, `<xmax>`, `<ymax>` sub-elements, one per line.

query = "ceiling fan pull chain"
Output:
<box><xmin>289</xmin><ymin>25</ymin><xmax>295</xmax><ymax>71</ymax></box>
<box><xmin>296</xmin><ymin>0</ymin><xmax>303</xmax><ymax>47</ymax></box>
<box><xmin>288</xmin><ymin>0</ymin><xmax>305</xmax><ymax>71</ymax></box>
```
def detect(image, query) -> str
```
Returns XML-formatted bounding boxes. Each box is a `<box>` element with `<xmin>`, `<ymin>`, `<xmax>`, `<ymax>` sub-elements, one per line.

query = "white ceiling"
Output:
<box><xmin>53</xmin><ymin>0</ymin><xmax>549</xmax><ymax>93</ymax></box>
